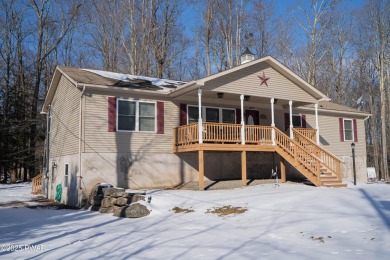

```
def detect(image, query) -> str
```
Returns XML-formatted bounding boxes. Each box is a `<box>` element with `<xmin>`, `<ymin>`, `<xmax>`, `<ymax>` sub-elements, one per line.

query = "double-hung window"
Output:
<box><xmin>117</xmin><ymin>100</ymin><xmax>155</xmax><ymax>132</ymax></box>
<box><xmin>343</xmin><ymin>119</ymin><xmax>353</xmax><ymax>141</ymax></box>
<box><xmin>187</xmin><ymin>105</ymin><xmax>235</xmax><ymax>124</ymax></box>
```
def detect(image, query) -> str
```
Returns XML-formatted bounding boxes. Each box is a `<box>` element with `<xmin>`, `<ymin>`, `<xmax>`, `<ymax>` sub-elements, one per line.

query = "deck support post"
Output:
<box><xmin>198</xmin><ymin>88</ymin><xmax>203</xmax><ymax>144</ymax></box>
<box><xmin>289</xmin><ymin>100</ymin><xmax>293</xmax><ymax>139</ymax></box>
<box><xmin>240</xmin><ymin>95</ymin><xmax>245</xmax><ymax>145</ymax></box>
<box><xmin>271</xmin><ymin>98</ymin><xmax>275</xmax><ymax>145</ymax></box>
<box><xmin>198</xmin><ymin>150</ymin><xmax>204</xmax><ymax>190</ymax></box>
<box><xmin>280</xmin><ymin>157</ymin><xmax>286</xmax><ymax>183</ymax></box>
<box><xmin>241</xmin><ymin>151</ymin><xmax>247</xmax><ymax>186</ymax></box>
<box><xmin>315</xmin><ymin>103</ymin><xmax>319</xmax><ymax>144</ymax></box>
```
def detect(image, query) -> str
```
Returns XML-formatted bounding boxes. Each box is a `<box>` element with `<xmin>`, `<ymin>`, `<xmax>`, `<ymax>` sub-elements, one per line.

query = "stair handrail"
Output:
<box><xmin>294</xmin><ymin>128</ymin><xmax>317</xmax><ymax>142</ymax></box>
<box><xmin>292</xmin><ymin>129</ymin><xmax>342</xmax><ymax>180</ymax></box>
<box><xmin>274</xmin><ymin>127</ymin><xmax>321</xmax><ymax>185</ymax></box>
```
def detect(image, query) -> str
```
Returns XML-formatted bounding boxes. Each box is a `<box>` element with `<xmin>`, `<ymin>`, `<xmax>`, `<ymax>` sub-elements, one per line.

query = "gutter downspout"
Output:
<box><xmin>44</xmin><ymin>105</ymin><xmax>51</xmax><ymax>197</ymax></box>
<box><xmin>79</xmin><ymin>85</ymin><xmax>86</xmax><ymax>206</ymax></box>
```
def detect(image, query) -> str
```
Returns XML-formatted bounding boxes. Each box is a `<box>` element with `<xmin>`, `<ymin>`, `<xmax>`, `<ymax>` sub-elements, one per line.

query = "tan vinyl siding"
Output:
<box><xmin>294</xmin><ymin>109</ymin><xmax>366</xmax><ymax>157</ymax></box>
<box><xmin>205</xmin><ymin>63</ymin><xmax>317</xmax><ymax>103</ymax></box>
<box><xmin>50</xmin><ymin>76</ymin><xmax>80</xmax><ymax>157</ymax></box>
<box><xmin>83</xmin><ymin>91</ymin><xmax>179</xmax><ymax>153</ymax></box>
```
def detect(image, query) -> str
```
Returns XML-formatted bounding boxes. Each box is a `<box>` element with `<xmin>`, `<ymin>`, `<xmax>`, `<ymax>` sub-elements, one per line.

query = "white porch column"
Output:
<box><xmin>198</xmin><ymin>88</ymin><xmax>203</xmax><ymax>144</ymax></box>
<box><xmin>240</xmin><ymin>95</ymin><xmax>245</xmax><ymax>145</ymax></box>
<box><xmin>315</xmin><ymin>103</ymin><xmax>319</xmax><ymax>144</ymax></box>
<box><xmin>289</xmin><ymin>100</ymin><xmax>293</xmax><ymax>139</ymax></box>
<box><xmin>270</xmin><ymin>98</ymin><xmax>275</xmax><ymax>145</ymax></box>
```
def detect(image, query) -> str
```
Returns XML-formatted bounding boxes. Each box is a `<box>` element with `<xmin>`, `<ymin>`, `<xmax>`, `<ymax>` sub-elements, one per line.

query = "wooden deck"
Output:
<box><xmin>173</xmin><ymin>123</ymin><xmax>345</xmax><ymax>189</ymax></box>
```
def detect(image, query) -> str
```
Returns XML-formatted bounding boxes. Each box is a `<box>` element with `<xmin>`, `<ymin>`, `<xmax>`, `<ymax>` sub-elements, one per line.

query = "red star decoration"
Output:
<box><xmin>258</xmin><ymin>71</ymin><xmax>270</xmax><ymax>87</ymax></box>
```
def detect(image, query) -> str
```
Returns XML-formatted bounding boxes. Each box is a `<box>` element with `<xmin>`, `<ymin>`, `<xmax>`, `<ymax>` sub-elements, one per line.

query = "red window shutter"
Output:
<box><xmin>284</xmin><ymin>113</ymin><xmax>290</xmax><ymax>130</ymax></box>
<box><xmin>157</xmin><ymin>101</ymin><xmax>164</xmax><ymax>134</ymax></box>
<box><xmin>353</xmin><ymin>119</ymin><xmax>358</xmax><ymax>142</ymax></box>
<box><xmin>236</xmin><ymin>108</ymin><xmax>241</xmax><ymax>124</ymax></box>
<box><xmin>180</xmin><ymin>104</ymin><xmax>187</xmax><ymax>125</ymax></box>
<box><xmin>108</xmin><ymin>97</ymin><xmax>117</xmax><ymax>132</ymax></box>
<box><xmin>301</xmin><ymin>114</ymin><xmax>307</xmax><ymax>128</ymax></box>
<box><xmin>339</xmin><ymin>118</ymin><xmax>344</xmax><ymax>142</ymax></box>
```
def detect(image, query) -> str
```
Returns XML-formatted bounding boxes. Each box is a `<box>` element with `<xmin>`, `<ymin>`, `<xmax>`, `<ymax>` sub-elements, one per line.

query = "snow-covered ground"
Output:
<box><xmin>0</xmin><ymin>182</ymin><xmax>389</xmax><ymax>259</ymax></box>
<box><xmin>0</xmin><ymin>183</ymin><xmax>40</xmax><ymax>204</ymax></box>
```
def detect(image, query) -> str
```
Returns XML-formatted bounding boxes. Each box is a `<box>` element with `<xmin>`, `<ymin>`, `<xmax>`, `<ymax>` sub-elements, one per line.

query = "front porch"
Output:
<box><xmin>173</xmin><ymin>123</ymin><xmax>345</xmax><ymax>190</ymax></box>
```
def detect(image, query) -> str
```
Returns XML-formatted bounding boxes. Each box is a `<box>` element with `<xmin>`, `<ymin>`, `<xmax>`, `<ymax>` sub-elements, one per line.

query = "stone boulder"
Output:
<box><xmin>101</xmin><ymin>197</ymin><xmax>117</xmax><ymax>208</ymax></box>
<box><xmin>103</xmin><ymin>187</ymin><xmax>125</xmax><ymax>197</ymax></box>
<box><xmin>99</xmin><ymin>207</ymin><xmax>116</xmax><ymax>214</ymax></box>
<box><xmin>115</xmin><ymin>197</ymin><xmax>130</xmax><ymax>206</ymax></box>
<box><xmin>130</xmin><ymin>195</ymin><xmax>145</xmax><ymax>204</ymax></box>
<box><xmin>113</xmin><ymin>202</ymin><xmax>150</xmax><ymax>218</ymax></box>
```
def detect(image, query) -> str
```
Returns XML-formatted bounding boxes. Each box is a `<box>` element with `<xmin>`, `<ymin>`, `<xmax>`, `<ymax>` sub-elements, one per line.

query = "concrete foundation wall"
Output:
<box><xmin>49</xmin><ymin>152</ymin><xmax>367</xmax><ymax>207</ymax></box>
<box><xmin>340</xmin><ymin>156</ymin><xmax>367</xmax><ymax>182</ymax></box>
<box><xmin>79</xmin><ymin>151</ymin><xmax>286</xmax><ymax>193</ymax></box>
<box><xmin>48</xmin><ymin>154</ymin><xmax>80</xmax><ymax>207</ymax></box>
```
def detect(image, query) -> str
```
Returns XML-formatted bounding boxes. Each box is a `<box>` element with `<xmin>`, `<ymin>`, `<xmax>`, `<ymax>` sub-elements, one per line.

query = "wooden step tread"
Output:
<box><xmin>320</xmin><ymin>177</ymin><xmax>339</xmax><ymax>181</ymax></box>
<box><xmin>323</xmin><ymin>183</ymin><xmax>347</xmax><ymax>188</ymax></box>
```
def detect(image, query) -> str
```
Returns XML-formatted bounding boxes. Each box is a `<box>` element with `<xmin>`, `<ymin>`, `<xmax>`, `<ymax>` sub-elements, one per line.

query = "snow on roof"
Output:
<box><xmin>83</xmin><ymin>69</ymin><xmax>187</xmax><ymax>92</ymax></box>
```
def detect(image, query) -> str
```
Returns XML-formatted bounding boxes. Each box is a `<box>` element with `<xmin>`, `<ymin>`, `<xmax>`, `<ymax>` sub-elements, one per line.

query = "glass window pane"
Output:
<box><xmin>344</xmin><ymin>120</ymin><xmax>353</xmax><ymax>140</ymax></box>
<box><xmin>292</xmin><ymin>115</ymin><xmax>301</xmax><ymax>127</ymax></box>
<box><xmin>345</xmin><ymin>130</ymin><xmax>353</xmax><ymax>141</ymax></box>
<box><xmin>139</xmin><ymin>102</ymin><xmax>155</xmax><ymax>117</ymax></box>
<box><xmin>222</xmin><ymin>109</ymin><xmax>235</xmax><ymax>123</ymax></box>
<box><xmin>188</xmin><ymin>106</ymin><xmax>199</xmax><ymax>124</ymax></box>
<box><xmin>206</xmin><ymin>108</ymin><xmax>219</xmax><ymax>122</ymax></box>
<box><xmin>118</xmin><ymin>115</ymin><xmax>135</xmax><ymax>130</ymax></box>
<box><xmin>118</xmin><ymin>100</ymin><xmax>135</xmax><ymax>116</ymax></box>
<box><xmin>139</xmin><ymin>117</ymin><xmax>155</xmax><ymax>131</ymax></box>
<box><xmin>344</xmin><ymin>120</ymin><xmax>352</xmax><ymax>130</ymax></box>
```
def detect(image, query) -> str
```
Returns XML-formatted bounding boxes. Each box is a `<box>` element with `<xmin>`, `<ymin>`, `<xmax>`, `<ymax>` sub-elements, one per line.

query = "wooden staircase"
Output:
<box><xmin>274</xmin><ymin>128</ymin><xmax>346</xmax><ymax>188</ymax></box>
<box><xmin>319</xmin><ymin>166</ymin><xmax>347</xmax><ymax>188</ymax></box>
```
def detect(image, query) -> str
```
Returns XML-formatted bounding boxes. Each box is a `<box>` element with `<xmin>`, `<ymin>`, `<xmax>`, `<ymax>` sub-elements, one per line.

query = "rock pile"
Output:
<box><xmin>87</xmin><ymin>184</ymin><xmax>151</xmax><ymax>218</ymax></box>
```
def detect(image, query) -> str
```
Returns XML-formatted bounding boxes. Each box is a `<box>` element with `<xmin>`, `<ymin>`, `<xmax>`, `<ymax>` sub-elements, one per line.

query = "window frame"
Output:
<box><xmin>116</xmin><ymin>98</ymin><xmax>156</xmax><ymax>133</ymax></box>
<box><xmin>292</xmin><ymin>114</ymin><xmax>302</xmax><ymax>128</ymax></box>
<box><xmin>187</xmin><ymin>105</ymin><xmax>199</xmax><ymax>125</ymax></box>
<box><xmin>343</xmin><ymin>118</ymin><xmax>354</xmax><ymax>141</ymax></box>
<box><xmin>64</xmin><ymin>163</ymin><xmax>69</xmax><ymax>188</ymax></box>
<box><xmin>187</xmin><ymin>105</ymin><xmax>236</xmax><ymax>124</ymax></box>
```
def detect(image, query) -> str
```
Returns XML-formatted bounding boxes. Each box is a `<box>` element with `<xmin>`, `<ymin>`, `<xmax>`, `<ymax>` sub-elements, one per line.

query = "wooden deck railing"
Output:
<box><xmin>174</xmin><ymin>123</ymin><xmax>273</xmax><ymax>146</ymax></box>
<box><xmin>294</xmin><ymin>128</ymin><xmax>317</xmax><ymax>142</ymax></box>
<box><xmin>174</xmin><ymin>123</ymin><xmax>199</xmax><ymax>146</ymax></box>
<box><xmin>275</xmin><ymin>128</ymin><xmax>321</xmax><ymax>185</ymax></box>
<box><xmin>203</xmin><ymin>122</ymin><xmax>241</xmax><ymax>143</ymax></box>
<box><xmin>293</xmin><ymin>129</ymin><xmax>341</xmax><ymax>180</ymax></box>
<box><xmin>245</xmin><ymin>125</ymin><xmax>273</xmax><ymax>145</ymax></box>
<box><xmin>173</xmin><ymin>123</ymin><xmax>327</xmax><ymax>186</ymax></box>
<box><xmin>31</xmin><ymin>173</ymin><xmax>43</xmax><ymax>194</ymax></box>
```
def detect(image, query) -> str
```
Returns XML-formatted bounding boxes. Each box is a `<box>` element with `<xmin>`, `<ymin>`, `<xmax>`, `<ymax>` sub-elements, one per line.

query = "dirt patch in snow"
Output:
<box><xmin>172</xmin><ymin>207</ymin><xmax>194</xmax><ymax>213</ymax></box>
<box><xmin>0</xmin><ymin>196</ymin><xmax>78</xmax><ymax>210</ymax></box>
<box><xmin>0</xmin><ymin>200</ymin><xmax>28</xmax><ymax>208</ymax></box>
<box><xmin>206</xmin><ymin>205</ymin><xmax>247</xmax><ymax>216</ymax></box>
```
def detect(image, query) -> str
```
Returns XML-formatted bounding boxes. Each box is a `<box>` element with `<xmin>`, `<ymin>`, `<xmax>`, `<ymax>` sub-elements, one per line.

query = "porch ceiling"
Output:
<box><xmin>175</xmin><ymin>88</ymin><xmax>316</xmax><ymax>108</ymax></box>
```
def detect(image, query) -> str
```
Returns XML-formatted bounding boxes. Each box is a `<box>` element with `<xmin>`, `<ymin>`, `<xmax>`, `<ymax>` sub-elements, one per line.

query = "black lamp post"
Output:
<box><xmin>351</xmin><ymin>142</ymin><xmax>356</xmax><ymax>185</ymax></box>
